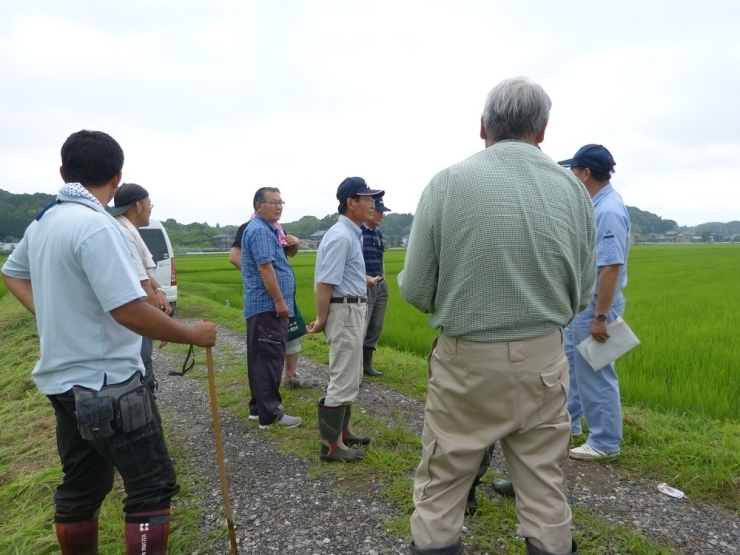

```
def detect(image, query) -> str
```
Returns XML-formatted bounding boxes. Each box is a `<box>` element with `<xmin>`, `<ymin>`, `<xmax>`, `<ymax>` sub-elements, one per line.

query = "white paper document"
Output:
<box><xmin>576</xmin><ymin>316</ymin><xmax>640</xmax><ymax>371</ymax></box>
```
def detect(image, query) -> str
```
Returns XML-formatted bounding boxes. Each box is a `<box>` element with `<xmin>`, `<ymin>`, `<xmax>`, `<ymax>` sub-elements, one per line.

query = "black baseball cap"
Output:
<box><xmin>111</xmin><ymin>183</ymin><xmax>149</xmax><ymax>216</ymax></box>
<box><xmin>558</xmin><ymin>144</ymin><xmax>616</xmax><ymax>174</ymax></box>
<box><xmin>336</xmin><ymin>177</ymin><xmax>383</xmax><ymax>202</ymax></box>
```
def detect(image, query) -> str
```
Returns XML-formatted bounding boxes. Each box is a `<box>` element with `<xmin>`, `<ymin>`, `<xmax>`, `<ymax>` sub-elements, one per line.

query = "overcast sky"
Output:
<box><xmin>2</xmin><ymin>0</ymin><xmax>738</xmax><ymax>227</ymax></box>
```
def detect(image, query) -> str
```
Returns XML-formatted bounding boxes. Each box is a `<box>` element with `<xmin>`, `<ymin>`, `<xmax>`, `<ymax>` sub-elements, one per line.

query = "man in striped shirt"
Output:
<box><xmin>401</xmin><ymin>77</ymin><xmax>596</xmax><ymax>555</ymax></box>
<box><xmin>361</xmin><ymin>195</ymin><xmax>392</xmax><ymax>377</ymax></box>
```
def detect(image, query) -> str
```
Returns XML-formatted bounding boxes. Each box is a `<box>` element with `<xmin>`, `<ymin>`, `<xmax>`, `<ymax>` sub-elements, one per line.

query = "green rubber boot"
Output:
<box><xmin>318</xmin><ymin>398</ymin><xmax>364</xmax><ymax>462</ymax></box>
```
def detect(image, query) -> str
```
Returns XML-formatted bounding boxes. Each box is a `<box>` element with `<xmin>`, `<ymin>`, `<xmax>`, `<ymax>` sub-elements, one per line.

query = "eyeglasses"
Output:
<box><xmin>352</xmin><ymin>196</ymin><xmax>375</xmax><ymax>205</ymax></box>
<box><xmin>138</xmin><ymin>200</ymin><xmax>153</xmax><ymax>209</ymax></box>
<box><xmin>262</xmin><ymin>200</ymin><xmax>285</xmax><ymax>207</ymax></box>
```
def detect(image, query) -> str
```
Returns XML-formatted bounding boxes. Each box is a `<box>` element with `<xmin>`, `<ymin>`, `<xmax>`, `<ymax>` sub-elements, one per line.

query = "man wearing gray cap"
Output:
<box><xmin>308</xmin><ymin>177</ymin><xmax>383</xmax><ymax>462</ymax></box>
<box><xmin>558</xmin><ymin>144</ymin><xmax>630</xmax><ymax>461</ymax></box>
<box><xmin>361</xmin><ymin>195</ymin><xmax>391</xmax><ymax>377</ymax></box>
<box><xmin>112</xmin><ymin>183</ymin><xmax>172</xmax><ymax>394</ymax></box>
<box><xmin>401</xmin><ymin>77</ymin><xmax>595</xmax><ymax>555</ymax></box>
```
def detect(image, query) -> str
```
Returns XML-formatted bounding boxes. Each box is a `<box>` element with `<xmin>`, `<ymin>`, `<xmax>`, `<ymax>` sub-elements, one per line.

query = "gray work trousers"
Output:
<box><xmin>363</xmin><ymin>280</ymin><xmax>388</xmax><ymax>350</ymax></box>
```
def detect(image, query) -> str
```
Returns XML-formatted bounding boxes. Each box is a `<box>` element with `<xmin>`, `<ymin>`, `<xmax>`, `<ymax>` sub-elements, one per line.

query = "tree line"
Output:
<box><xmin>1</xmin><ymin>188</ymin><xmax>736</xmax><ymax>246</ymax></box>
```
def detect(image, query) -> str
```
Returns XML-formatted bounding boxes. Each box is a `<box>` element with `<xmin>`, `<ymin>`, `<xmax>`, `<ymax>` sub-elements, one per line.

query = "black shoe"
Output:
<box><xmin>465</xmin><ymin>484</ymin><xmax>478</xmax><ymax>516</ymax></box>
<box><xmin>492</xmin><ymin>478</ymin><xmax>515</xmax><ymax>498</ymax></box>
<box><xmin>525</xmin><ymin>539</ymin><xmax>579</xmax><ymax>555</ymax></box>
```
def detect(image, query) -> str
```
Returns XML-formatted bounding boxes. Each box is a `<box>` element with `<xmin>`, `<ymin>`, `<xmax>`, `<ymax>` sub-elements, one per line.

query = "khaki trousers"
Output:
<box><xmin>324</xmin><ymin>303</ymin><xmax>367</xmax><ymax>406</ymax></box>
<box><xmin>410</xmin><ymin>331</ymin><xmax>572</xmax><ymax>554</ymax></box>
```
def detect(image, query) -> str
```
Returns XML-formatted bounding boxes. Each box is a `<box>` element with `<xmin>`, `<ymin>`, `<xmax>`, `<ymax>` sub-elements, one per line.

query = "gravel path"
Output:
<box><xmin>153</xmin><ymin>324</ymin><xmax>739</xmax><ymax>555</ymax></box>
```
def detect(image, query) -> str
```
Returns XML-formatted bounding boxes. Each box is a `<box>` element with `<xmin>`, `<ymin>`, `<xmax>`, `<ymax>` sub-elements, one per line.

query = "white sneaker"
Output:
<box><xmin>259</xmin><ymin>414</ymin><xmax>302</xmax><ymax>430</ymax></box>
<box><xmin>248</xmin><ymin>414</ymin><xmax>259</xmax><ymax>420</ymax></box>
<box><xmin>569</xmin><ymin>444</ymin><xmax>618</xmax><ymax>460</ymax></box>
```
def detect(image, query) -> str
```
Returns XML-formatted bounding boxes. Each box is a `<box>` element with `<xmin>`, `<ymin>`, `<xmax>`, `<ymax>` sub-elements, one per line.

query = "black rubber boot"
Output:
<box><xmin>363</xmin><ymin>348</ymin><xmax>383</xmax><ymax>376</ymax></box>
<box><xmin>342</xmin><ymin>404</ymin><xmax>371</xmax><ymax>447</ymax></box>
<box><xmin>466</xmin><ymin>443</ymin><xmax>495</xmax><ymax>515</ymax></box>
<box><xmin>409</xmin><ymin>538</ymin><xmax>464</xmax><ymax>554</ymax></box>
<box><xmin>525</xmin><ymin>539</ymin><xmax>579</xmax><ymax>555</ymax></box>
<box><xmin>492</xmin><ymin>478</ymin><xmax>515</xmax><ymax>498</ymax></box>
<box><xmin>318</xmin><ymin>398</ymin><xmax>364</xmax><ymax>462</ymax></box>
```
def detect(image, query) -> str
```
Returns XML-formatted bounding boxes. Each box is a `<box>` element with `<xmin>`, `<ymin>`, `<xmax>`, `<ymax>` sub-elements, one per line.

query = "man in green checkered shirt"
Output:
<box><xmin>401</xmin><ymin>77</ymin><xmax>596</xmax><ymax>555</ymax></box>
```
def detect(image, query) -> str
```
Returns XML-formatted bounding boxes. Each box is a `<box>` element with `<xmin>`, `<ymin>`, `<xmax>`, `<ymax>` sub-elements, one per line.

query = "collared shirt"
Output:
<box><xmin>592</xmin><ymin>183</ymin><xmax>630</xmax><ymax>305</ymax></box>
<box><xmin>2</xmin><ymin>192</ymin><xmax>146</xmax><ymax>394</ymax></box>
<box><xmin>400</xmin><ymin>140</ymin><xmax>597</xmax><ymax>342</ymax></box>
<box><xmin>361</xmin><ymin>224</ymin><xmax>385</xmax><ymax>277</ymax></box>
<box><xmin>115</xmin><ymin>215</ymin><xmax>155</xmax><ymax>281</ymax></box>
<box><xmin>241</xmin><ymin>215</ymin><xmax>296</xmax><ymax>319</ymax></box>
<box><xmin>315</xmin><ymin>215</ymin><xmax>367</xmax><ymax>297</ymax></box>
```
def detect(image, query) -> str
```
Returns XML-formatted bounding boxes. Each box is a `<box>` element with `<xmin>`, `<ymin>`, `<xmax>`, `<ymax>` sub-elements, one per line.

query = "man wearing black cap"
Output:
<box><xmin>307</xmin><ymin>177</ymin><xmax>383</xmax><ymax>462</ymax></box>
<box><xmin>361</xmin><ymin>195</ymin><xmax>391</xmax><ymax>377</ymax></box>
<box><xmin>558</xmin><ymin>144</ymin><xmax>630</xmax><ymax>461</ymax></box>
<box><xmin>112</xmin><ymin>183</ymin><xmax>172</xmax><ymax>393</ymax></box>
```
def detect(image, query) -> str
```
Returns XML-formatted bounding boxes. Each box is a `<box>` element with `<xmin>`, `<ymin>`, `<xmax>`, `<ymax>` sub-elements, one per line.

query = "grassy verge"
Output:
<box><xmin>178</xmin><ymin>292</ymin><xmax>740</xmax><ymax>554</ymax></box>
<box><xmin>0</xmin><ymin>295</ymin><xmax>212</xmax><ymax>554</ymax></box>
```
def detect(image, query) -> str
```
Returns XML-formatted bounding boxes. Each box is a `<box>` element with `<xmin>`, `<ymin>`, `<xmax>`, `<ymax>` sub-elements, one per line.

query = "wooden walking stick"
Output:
<box><xmin>206</xmin><ymin>345</ymin><xmax>239</xmax><ymax>555</ymax></box>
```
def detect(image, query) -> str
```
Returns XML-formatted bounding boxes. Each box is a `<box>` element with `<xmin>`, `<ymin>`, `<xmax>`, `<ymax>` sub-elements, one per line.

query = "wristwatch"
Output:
<box><xmin>594</xmin><ymin>313</ymin><xmax>608</xmax><ymax>322</ymax></box>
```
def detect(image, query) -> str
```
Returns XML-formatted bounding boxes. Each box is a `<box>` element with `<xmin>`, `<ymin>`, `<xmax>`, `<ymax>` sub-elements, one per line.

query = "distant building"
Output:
<box><xmin>303</xmin><ymin>229</ymin><xmax>325</xmax><ymax>247</ymax></box>
<box><xmin>211</xmin><ymin>233</ymin><xmax>234</xmax><ymax>250</ymax></box>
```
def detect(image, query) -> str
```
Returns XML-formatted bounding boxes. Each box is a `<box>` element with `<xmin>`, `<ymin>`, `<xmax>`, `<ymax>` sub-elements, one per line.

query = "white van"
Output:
<box><xmin>138</xmin><ymin>218</ymin><xmax>178</xmax><ymax>312</ymax></box>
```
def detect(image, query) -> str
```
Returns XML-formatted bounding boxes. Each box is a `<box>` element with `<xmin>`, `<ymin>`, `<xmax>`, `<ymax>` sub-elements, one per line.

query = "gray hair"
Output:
<box><xmin>481</xmin><ymin>77</ymin><xmax>552</xmax><ymax>142</ymax></box>
<box><xmin>253</xmin><ymin>187</ymin><xmax>281</xmax><ymax>210</ymax></box>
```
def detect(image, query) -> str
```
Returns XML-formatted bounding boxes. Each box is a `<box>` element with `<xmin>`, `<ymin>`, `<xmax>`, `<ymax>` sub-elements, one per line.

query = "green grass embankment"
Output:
<box><xmin>0</xmin><ymin>295</ymin><xmax>211</xmax><ymax>554</ymax></box>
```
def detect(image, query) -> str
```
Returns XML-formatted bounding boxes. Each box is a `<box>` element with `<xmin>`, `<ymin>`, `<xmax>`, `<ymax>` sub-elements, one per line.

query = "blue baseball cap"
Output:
<box><xmin>336</xmin><ymin>177</ymin><xmax>384</xmax><ymax>202</ymax></box>
<box><xmin>374</xmin><ymin>197</ymin><xmax>391</xmax><ymax>213</ymax></box>
<box><xmin>558</xmin><ymin>144</ymin><xmax>616</xmax><ymax>174</ymax></box>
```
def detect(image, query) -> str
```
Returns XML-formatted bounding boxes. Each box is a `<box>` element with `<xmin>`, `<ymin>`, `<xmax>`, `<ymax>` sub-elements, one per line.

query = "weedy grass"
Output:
<box><xmin>0</xmin><ymin>295</ymin><xmax>212</xmax><ymax>554</ymax></box>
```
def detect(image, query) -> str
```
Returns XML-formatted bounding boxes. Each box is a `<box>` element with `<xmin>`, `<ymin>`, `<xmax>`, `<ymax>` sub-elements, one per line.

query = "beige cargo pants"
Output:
<box><xmin>410</xmin><ymin>330</ymin><xmax>573</xmax><ymax>554</ymax></box>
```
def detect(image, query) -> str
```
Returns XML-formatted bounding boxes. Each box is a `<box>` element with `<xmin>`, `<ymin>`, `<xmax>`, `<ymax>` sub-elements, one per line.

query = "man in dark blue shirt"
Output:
<box><xmin>242</xmin><ymin>187</ymin><xmax>302</xmax><ymax>429</ymax></box>
<box><xmin>361</xmin><ymin>195</ymin><xmax>391</xmax><ymax>376</ymax></box>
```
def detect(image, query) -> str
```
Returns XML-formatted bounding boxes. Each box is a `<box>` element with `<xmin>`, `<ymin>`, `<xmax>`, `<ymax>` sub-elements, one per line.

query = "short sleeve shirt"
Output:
<box><xmin>1</xmin><ymin>196</ymin><xmax>146</xmax><ymax>394</ymax></box>
<box><xmin>315</xmin><ymin>216</ymin><xmax>367</xmax><ymax>297</ymax></box>
<box><xmin>361</xmin><ymin>224</ymin><xmax>384</xmax><ymax>277</ymax></box>
<box><xmin>241</xmin><ymin>216</ymin><xmax>295</xmax><ymax>319</ymax></box>
<box><xmin>592</xmin><ymin>183</ymin><xmax>630</xmax><ymax>303</ymax></box>
<box><xmin>232</xmin><ymin>222</ymin><xmax>248</xmax><ymax>248</ymax></box>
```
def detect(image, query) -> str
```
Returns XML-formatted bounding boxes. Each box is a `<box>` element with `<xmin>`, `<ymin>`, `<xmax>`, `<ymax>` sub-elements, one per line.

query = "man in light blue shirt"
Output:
<box><xmin>308</xmin><ymin>177</ymin><xmax>383</xmax><ymax>463</ymax></box>
<box><xmin>2</xmin><ymin>130</ymin><xmax>216</xmax><ymax>555</ymax></box>
<box><xmin>558</xmin><ymin>144</ymin><xmax>630</xmax><ymax>460</ymax></box>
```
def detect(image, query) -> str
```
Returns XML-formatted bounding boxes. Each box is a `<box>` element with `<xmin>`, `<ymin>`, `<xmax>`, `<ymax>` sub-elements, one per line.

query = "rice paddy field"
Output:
<box><xmin>176</xmin><ymin>243</ymin><xmax>740</xmax><ymax>422</ymax></box>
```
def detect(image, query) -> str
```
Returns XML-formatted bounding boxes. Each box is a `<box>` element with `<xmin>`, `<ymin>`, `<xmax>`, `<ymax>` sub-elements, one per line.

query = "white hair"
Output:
<box><xmin>482</xmin><ymin>77</ymin><xmax>552</xmax><ymax>142</ymax></box>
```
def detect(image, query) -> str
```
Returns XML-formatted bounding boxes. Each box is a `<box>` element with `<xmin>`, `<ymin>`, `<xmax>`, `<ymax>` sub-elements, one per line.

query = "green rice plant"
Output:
<box><xmin>177</xmin><ymin>245</ymin><xmax>740</xmax><ymax>421</ymax></box>
<box><xmin>619</xmin><ymin>244</ymin><xmax>740</xmax><ymax>420</ymax></box>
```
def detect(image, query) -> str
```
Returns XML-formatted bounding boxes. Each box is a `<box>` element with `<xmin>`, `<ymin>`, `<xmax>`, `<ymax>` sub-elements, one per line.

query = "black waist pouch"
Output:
<box><xmin>73</xmin><ymin>372</ymin><xmax>154</xmax><ymax>440</ymax></box>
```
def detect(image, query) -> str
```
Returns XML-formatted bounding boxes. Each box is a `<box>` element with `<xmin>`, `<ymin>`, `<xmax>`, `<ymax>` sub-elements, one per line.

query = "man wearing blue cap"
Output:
<box><xmin>558</xmin><ymin>144</ymin><xmax>630</xmax><ymax>460</ymax></box>
<box><xmin>308</xmin><ymin>177</ymin><xmax>383</xmax><ymax>462</ymax></box>
<box><xmin>361</xmin><ymin>195</ymin><xmax>391</xmax><ymax>377</ymax></box>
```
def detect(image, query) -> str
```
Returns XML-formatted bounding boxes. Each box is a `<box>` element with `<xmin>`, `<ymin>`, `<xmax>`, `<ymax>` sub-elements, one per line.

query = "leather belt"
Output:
<box><xmin>330</xmin><ymin>297</ymin><xmax>368</xmax><ymax>304</ymax></box>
